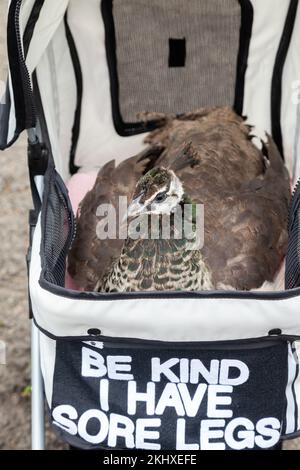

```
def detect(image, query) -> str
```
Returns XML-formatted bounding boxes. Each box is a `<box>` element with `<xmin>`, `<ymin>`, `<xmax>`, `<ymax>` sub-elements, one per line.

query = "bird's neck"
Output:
<box><xmin>100</xmin><ymin>195</ymin><xmax>212</xmax><ymax>292</ymax></box>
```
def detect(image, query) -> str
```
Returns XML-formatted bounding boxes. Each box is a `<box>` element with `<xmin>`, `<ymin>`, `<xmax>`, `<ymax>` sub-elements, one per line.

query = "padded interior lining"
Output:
<box><xmin>27</xmin><ymin>0</ymin><xmax>300</xmax><ymax>181</ymax></box>
<box><xmin>35</xmin><ymin>21</ymin><xmax>77</xmax><ymax>178</ymax></box>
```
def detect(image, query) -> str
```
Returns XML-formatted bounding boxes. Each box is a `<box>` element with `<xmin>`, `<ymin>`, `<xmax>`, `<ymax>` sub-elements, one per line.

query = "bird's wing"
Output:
<box><xmin>149</xmin><ymin>107</ymin><xmax>265</xmax><ymax>184</ymax></box>
<box><xmin>148</xmin><ymin>110</ymin><xmax>290</xmax><ymax>290</ymax></box>
<box><xmin>67</xmin><ymin>147</ymin><xmax>162</xmax><ymax>291</ymax></box>
<box><xmin>189</xmin><ymin>134</ymin><xmax>290</xmax><ymax>290</ymax></box>
<box><xmin>202</xmin><ymin>187</ymin><xmax>289</xmax><ymax>290</ymax></box>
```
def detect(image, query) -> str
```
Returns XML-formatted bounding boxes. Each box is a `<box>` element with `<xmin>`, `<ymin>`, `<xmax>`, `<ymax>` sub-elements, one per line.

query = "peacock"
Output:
<box><xmin>68</xmin><ymin>107</ymin><xmax>291</xmax><ymax>292</ymax></box>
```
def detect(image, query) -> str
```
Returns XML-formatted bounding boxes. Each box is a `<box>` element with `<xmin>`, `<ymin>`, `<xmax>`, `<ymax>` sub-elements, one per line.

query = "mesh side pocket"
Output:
<box><xmin>285</xmin><ymin>180</ymin><xmax>300</xmax><ymax>289</ymax></box>
<box><xmin>41</xmin><ymin>167</ymin><xmax>75</xmax><ymax>287</ymax></box>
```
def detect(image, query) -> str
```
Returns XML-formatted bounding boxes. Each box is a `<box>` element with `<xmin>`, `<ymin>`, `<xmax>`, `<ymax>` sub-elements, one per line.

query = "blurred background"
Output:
<box><xmin>0</xmin><ymin>0</ymin><xmax>298</xmax><ymax>450</ymax></box>
<box><xmin>0</xmin><ymin>0</ymin><xmax>64</xmax><ymax>449</ymax></box>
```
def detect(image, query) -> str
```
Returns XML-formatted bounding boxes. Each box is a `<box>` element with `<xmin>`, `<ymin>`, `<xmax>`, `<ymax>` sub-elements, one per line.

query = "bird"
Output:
<box><xmin>68</xmin><ymin>107</ymin><xmax>291</xmax><ymax>292</ymax></box>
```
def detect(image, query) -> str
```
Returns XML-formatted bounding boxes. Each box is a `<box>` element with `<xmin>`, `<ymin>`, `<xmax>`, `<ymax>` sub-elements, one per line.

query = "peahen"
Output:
<box><xmin>68</xmin><ymin>107</ymin><xmax>291</xmax><ymax>292</ymax></box>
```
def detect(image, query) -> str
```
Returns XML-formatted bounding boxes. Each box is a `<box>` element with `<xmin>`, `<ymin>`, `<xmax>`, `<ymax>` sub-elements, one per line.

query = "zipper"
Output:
<box><xmin>14</xmin><ymin>0</ymin><xmax>37</xmax><ymax>128</ymax></box>
<box><xmin>285</xmin><ymin>178</ymin><xmax>300</xmax><ymax>289</ymax></box>
<box><xmin>45</xmin><ymin>319</ymin><xmax>290</xmax><ymax>349</ymax></box>
<box><xmin>77</xmin><ymin>335</ymin><xmax>285</xmax><ymax>351</ymax></box>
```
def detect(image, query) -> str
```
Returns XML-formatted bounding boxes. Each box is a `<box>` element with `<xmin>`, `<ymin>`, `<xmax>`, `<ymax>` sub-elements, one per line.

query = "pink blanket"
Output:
<box><xmin>65</xmin><ymin>172</ymin><xmax>98</xmax><ymax>290</ymax></box>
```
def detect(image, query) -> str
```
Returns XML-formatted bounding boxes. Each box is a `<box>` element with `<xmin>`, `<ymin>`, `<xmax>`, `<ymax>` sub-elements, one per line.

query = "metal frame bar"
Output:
<box><xmin>30</xmin><ymin>171</ymin><xmax>45</xmax><ymax>450</ymax></box>
<box><xmin>31</xmin><ymin>320</ymin><xmax>45</xmax><ymax>450</ymax></box>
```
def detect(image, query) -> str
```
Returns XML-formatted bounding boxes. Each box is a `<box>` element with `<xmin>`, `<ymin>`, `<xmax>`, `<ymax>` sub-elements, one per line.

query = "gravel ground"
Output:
<box><xmin>0</xmin><ymin>0</ymin><xmax>299</xmax><ymax>451</ymax></box>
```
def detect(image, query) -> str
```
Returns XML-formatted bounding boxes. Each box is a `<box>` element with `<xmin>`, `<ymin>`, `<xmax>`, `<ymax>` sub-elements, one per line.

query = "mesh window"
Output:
<box><xmin>41</xmin><ymin>168</ymin><xmax>75</xmax><ymax>287</ymax></box>
<box><xmin>285</xmin><ymin>181</ymin><xmax>300</xmax><ymax>289</ymax></box>
<box><xmin>103</xmin><ymin>0</ymin><xmax>241</xmax><ymax>132</ymax></box>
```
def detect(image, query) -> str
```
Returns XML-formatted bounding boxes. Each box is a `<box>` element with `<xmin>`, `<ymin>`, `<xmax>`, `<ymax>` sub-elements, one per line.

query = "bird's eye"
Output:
<box><xmin>154</xmin><ymin>192</ymin><xmax>167</xmax><ymax>203</ymax></box>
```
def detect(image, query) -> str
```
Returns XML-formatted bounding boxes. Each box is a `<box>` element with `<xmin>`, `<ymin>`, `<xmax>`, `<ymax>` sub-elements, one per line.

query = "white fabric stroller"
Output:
<box><xmin>1</xmin><ymin>0</ymin><xmax>300</xmax><ymax>450</ymax></box>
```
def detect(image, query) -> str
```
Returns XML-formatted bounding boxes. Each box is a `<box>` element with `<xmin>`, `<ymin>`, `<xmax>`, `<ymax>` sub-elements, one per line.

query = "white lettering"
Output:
<box><xmin>207</xmin><ymin>385</ymin><xmax>233</xmax><ymax>418</ymax></box>
<box><xmin>200</xmin><ymin>419</ymin><xmax>226</xmax><ymax>450</ymax></box>
<box><xmin>135</xmin><ymin>419</ymin><xmax>161</xmax><ymax>450</ymax></box>
<box><xmin>225</xmin><ymin>417</ymin><xmax>255</xmax><ymax>450</ymax></box>
<box><xmin>106</xmin><ymin>355</ymin><xmax>133</xmax><ymax>380</ymax></box>
<box><xmin>127</xmin><ymin>381</ymin><xmax>156</xmax><ymax>415</ymax></box>
<box><xmin>177</xmin><ymin>383</ymin><xmax>207</xmax><ymax>417</ymax></box>
<box><xmin>107</xmin><ymin>413</ymin><xmax>135</xmax><ymax>448</ymax></box>
<box><xmin>219</xmin><ymin>360</ymin><xmax>249</xmax><ymax>386</ymax></box>
<box><xmin>77</xmin><ymin>409</ymin><xmax>109</xmax><ymax>444</ymax></box>
<box><xmin>176</xmin><ymin>419</ymin><xmax>199</xmax><ymax>450</ymax></box>
<box><xmin>81</xmin><ymin>348</ymin><xmax>107</xmax><ymax>378</ymax></box>
<box><xmin>255</xmin><ymin>418</ymin><xmax>281</xmax><ymax>448</ymax></box>
<box><xmin>155</xmin><ymin>383</ymin><xmax>185</xmax><ymax>416</ymax></box>
<box><xmin>52</xmin><ymin>405</ymin><xmax>78</xmax><ymax>436</ymax></box>
<box><xmin>151</xmin><ymin>358</ymin><xmax>180</xmax><ymax>382</ymax></box>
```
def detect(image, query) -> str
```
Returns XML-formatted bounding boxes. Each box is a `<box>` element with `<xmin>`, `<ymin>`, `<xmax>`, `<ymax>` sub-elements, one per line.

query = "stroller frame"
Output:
<box><xmin>2</xmin><ymin>0</ymin><xmax>300</xmax><ymax>450</ymax></box>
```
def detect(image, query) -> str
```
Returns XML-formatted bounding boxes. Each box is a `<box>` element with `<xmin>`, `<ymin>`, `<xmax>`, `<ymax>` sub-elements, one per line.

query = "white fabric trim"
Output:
<box><xmin>243</xmin><ymin>0</ymin><xmax>289</xmax><ymax>134</ymax></box>
<box><xmin>282</xmin><ymin>2</ymin><xmax>300</xmax><ymax>179</ymax></box>
<box><xmin>30</xmin><ymin>216</ymin><xmax>300</xmax><ymax>342</ymax></box>
<box><xmin>35</xmin><ymin>54</ymin><xmax>66</xmax><ymax>178</ymax></box>
<box><xmin>39</xmin><ymin>332</ymin><xmax>56</xmax><ymax>408</ymax></box>
<box><xmin>293</xmin><ymin>105</ymin><xmax>300</xmax><ymax>183</ymax></box>
<box><xmin>20</xmin><ymin>0</ymin><xmax>36</xmax><ymax>34</ymax></box>
<box><xmin>7</xmin><ymin>74</ymin><xmax>16</xmax><ymax>144</ymax></box>
<box><xmin>293</xmin><ymin>342</ymin><xmax>300</xmax><ymax>432</ymax></box>
<box><xmin>35</xmin><ymin>17</ymin><xmax>77</xmax><ymax>179</ymax></box>
<box><xmin>25</xmin><ymin>0</ymin><xmax>69</xmax><ymax>75</ymax></box>
<box><xmin>285</xmin><ymin>343</ymin><xmax>297</xmax><ymax>434</ymax></box>
<box><xmin>49</xmin><ymin>22</ymin><xmax>76</xmax><ymax>179</ymax></box>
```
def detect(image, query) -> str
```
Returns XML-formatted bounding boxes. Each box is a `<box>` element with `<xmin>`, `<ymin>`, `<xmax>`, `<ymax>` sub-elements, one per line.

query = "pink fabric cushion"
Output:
<box><xmin>65</xmin><ymin>171</ymin><xmax>98</xmax><ymax>290</ymax></box>
<box><xmin>67</xmin><ymin>171</ymin><xmax>98</xmax><ymax>215</ymax></box>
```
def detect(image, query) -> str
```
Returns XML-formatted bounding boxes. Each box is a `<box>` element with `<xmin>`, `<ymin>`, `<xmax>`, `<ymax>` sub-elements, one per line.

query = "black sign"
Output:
<box><xmin>51</xmin><ymin>339</ymin><xmax>287</xmax><ymax>450</ymax></box>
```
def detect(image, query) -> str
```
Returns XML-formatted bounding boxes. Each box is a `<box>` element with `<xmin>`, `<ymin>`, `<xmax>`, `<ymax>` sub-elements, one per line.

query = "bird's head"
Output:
<box><xmin>127</xmin><ymin>167</ymin><xmax>184</xmax><ymax>218</ymax></box>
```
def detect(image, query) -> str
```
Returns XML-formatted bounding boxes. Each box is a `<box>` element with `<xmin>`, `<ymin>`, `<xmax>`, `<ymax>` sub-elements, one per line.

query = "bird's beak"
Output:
<box><xmin>125</xmin><ymin>196</ymin><xmax>146</xmax><ymax>220</ymax></box>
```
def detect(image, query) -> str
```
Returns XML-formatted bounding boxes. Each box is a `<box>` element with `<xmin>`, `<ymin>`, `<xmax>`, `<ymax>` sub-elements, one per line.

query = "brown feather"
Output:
<box><xmin>146</xmin><ymin>107</ymin><xmax>290</xmax><ymax>290</ymax></box>
<box><xmin>68</xmin><ymin>147</ymin><xmax>162</xmax><ymax>290</ymax></box>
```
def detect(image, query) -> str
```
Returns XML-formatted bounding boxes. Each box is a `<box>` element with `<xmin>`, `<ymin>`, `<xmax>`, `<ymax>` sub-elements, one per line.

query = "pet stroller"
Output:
<box><xmin>1</xmin><ymin>0</ymin><xmax>300</xmax><ymax>450</ymax></box>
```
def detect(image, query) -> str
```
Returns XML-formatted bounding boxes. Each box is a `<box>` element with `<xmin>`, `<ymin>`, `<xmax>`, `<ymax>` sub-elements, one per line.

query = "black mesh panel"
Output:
<box><xmin>285</xmin><ymin>180</ymin><xmax>300</xmax><ymax>289</ymax></box>
<box><xmin>104</xmin><ymin>0</ymin><xmax>241</xmax><ymax>128</ymax></box>
<box><xmin>41</xmin><ymin>168</ymin><xmax>75</xmax><ymax>287</ymax></box>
